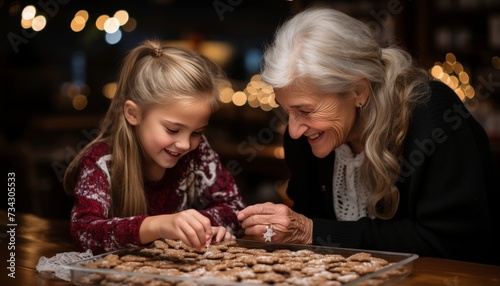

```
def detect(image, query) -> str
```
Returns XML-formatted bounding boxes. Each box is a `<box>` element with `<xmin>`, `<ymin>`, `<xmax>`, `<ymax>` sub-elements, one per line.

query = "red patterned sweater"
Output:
<box><xmin>70</xmin><ymin>135</ymin><xmax>246</xmax><ymax>254</ymax></box>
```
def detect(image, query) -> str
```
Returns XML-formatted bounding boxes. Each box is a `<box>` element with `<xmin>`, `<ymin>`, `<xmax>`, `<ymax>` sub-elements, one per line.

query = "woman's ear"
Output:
<box><xmin>354</xmin><ymin>79</ymin><xmax>370</xmax><ymax>106</ymax></box>
<box><xmin>124</xmin><ymin>100</ymin><xmax>140</xmax><ymax>126</ymax></box>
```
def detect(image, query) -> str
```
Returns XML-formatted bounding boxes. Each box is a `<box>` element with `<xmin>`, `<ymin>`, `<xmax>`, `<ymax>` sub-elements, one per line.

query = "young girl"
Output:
<box><xmin>63</xmin><ymin>39</ymin><xmax>246</xmax><ymax>255</ymax></box>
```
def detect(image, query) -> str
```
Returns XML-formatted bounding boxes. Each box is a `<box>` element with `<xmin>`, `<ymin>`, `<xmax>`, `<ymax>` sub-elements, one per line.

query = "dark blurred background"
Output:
<box><xmin>1</xmin><ymin>0</ymin><xmax>500</xmax><ymax>220</ymax></box>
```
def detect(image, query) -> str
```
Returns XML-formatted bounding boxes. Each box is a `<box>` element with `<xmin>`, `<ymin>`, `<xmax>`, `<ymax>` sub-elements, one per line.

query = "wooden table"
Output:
<box><xmin>1</xmin><ymin>210</ymin><xmax>499</xmax><ymax>285</ymax></box>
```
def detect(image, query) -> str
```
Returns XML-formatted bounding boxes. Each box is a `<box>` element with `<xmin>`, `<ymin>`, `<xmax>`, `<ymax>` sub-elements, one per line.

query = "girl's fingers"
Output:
<box><xmin>178</xmin><ymin>211</ymin><xmax>213</xmax><ymax>248</ymax></box>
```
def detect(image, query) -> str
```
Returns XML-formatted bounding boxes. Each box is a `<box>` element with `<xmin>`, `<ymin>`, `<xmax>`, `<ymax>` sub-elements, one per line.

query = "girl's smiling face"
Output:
<box><xmin>275</xmin><ymin>81</ymin><xmax>362</xmax><ymax>158</ymax></box>
<box><xmin>124</xmin><ymin>96</ymin><xmax>212</xmax><ymax>180</ymax></box>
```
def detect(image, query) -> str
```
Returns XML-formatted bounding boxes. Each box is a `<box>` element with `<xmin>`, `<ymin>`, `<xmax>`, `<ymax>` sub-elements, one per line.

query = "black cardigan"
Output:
<box><xmin>283</xmin><ymin>81</ymin><xmax>500</xmax><ymax>265</ymax></box>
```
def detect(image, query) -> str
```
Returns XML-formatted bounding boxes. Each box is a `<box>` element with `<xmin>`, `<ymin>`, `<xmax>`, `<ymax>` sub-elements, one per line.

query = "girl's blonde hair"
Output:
<box><xmin>63</xmin><ymin>39</ymin><xmax>224</xmax><ymax>217</ymax></box>
<box><xmin>261</xmin><ymin>7</ymin><xmax>430</xmax><ymax>219</ymax></box>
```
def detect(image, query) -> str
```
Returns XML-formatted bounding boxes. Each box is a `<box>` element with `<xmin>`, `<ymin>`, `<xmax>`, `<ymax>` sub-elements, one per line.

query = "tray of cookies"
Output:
<box><xmin>63</xmin><ymin>239</ymin><xmax>418</xmax><ymax>285</ymax></box>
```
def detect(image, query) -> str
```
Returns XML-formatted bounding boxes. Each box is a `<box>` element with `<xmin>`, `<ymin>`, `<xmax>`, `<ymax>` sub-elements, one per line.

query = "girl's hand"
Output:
<box><xmin>140</xmin><ymin>209</ymin><xmax>213</xmax><ymax>248</ymax></box>
<box><xmin>210</xmin><ymin>226</ymin><xmax>236</xmax><ymax>244</ymax></box>
<box><xmin>236</xmin><ymin>202</ymin><xmax>313</xmax><ymax>244</ymax></box>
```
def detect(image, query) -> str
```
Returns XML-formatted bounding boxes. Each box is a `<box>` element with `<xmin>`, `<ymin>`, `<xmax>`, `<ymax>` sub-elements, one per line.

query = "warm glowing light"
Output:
<box><xmin>232</xmin><ymin>91</ymin><xmax>247</xmax><ymax>106</ymax></box>
<box><xmin>21</xmin><ymin>5</ymin><xmax>36</xmax><ymax>20</ymax></box>
<box><xmin>96</xmin><ymin>15</ymin><xmax>109</xmax><ymax>31</ymax></box>
<box><xmin>268</xmin><ymin>93</ymin><xmax>279</xmax><ymax>108</ymax></box>
<box><xmin>62</xmin><ymin>83</ymin><xmax>90</xmax><ymax>99</ymax></box>
<box><xmin>431</xmin><ymin>65</ymin><xmax>443</xmax><ymax>79</ymax></box>
<box><xmin>222</xmin><ymin>74</ymin><xmax>276</xmax><ymax>110</ymax></box>
<box><xmin>449</xmin><ymin>75</ymin><xmax>459</xmax><ymax>89</ymax></box>
<box><xmin>261</xmin><ymin>85</ymin><xmax>273</xmax><ymax>95</ymax></box>
<box><xmin>445</xmin><ymin>52</ymin><xmax>456</xmax><ymax>64</ymax></box>
<box><xmin>246</xmin><ymin>85</ymin><xmax>258</xmax><ymax>95</ymax></box>
<box><xmin>273</xmin><ymin>146</ymin><xmax>285</xmax><ymax>159</ymax></box>
<box><xmin>74</xmin><ymin>15</ymin><xmax>86</xmax><ymax>25</ymax></box>
<box><xmin>81</xmin><ymin>10</ymin><xmax>133</xmax><ymax>40</ymax></box>
<box><xmin>71</xmin><ymin>18</ymin><xmax>86</xmax><ymax>32</ymax></box>
<box><xmin>122</xmin><ymin>18</ymin><xmax>137</xmax><ymax>32</ymax></box>
<box><xmin>114</xmin><ymin>10</ymin><xmax>129</xmax><ymax>26</ymax></box>
<box><xmin>455</xmin><ymin>88</ymin><xmax>465</xmax><ymax>101</ymax></box>
<box><xmin>31</xmin><ymin>15</ymin><xmax>46</xmax><ymax>31</ymax></box>
<box><xmin>9</xmin><ymin>3</ymin><xmax>21</xmax><ymax>16</ymax></box>
<box><xmin>453</xmin><ymin>62</ymin><xmax>463</xmax><ymax>74</ymax></box>
<box><xmin>219</xmin><ymin>87</ymin><xmax>234</xmax><ymax>103</ymax></box>
<box><xmin>67</xmin><ymin>83</ymin><xmax>79</xmax><ymax>98</ymax></box>
<box><xmin>102</xmin><ymin>82</ymin><xmax>117</xmax><ymax>99</ymax></box>
<box><xmin>257</xmin><ymin>90</ymin><xmax>267</xmax><ymax>102</ymax></box>
<box><xmin>248</xmin><ymin>95</ymin><xmax>260</xmax><ymax>108</ymax></box>
<box><xmin>464</xmin><ymin>85</ymin><xmax>475</xmax><ymax>98</ymax></box>
<box><xmin>251</xmin><ymin>74</ymin><xmax>261</xmax><ymax>82</ymax></box>
<box><xmin>21</xmin><ymin>18</ymin><xmax>33</xmax><ymax>29</ymax></box>
<box><xmin>260</xmin><ymin>102</ymin><xmax>273</xmax><ymax>111</ymax></box>
<box><xmin>430</xmin><ymin>54</ymin><xmax>473</xmax><ymax>102</ymax></box>
<box><xmin>72</xmin><ymin>94</ymin><xmax>88</xmax><ymax>110</ymax></box>
<box><xmin>442</xmin><ymin>61</ymin><xmax>453</xmax><ymax>74</ymax></box>
<box><xmin>492</xmin><ymin>56</ymin><xmax>500</xmax><ymax>69</ymax></box>
<box><xmin>104</xmin><ymin>17</ymin><xmax>120</xmax><ymax>33</ymax></box>
<box><xmin>458</xmin><ymin>71</ymin><xmax>469</xmax><ymax>84</ymax></box>
<box><xmin>75</xmin><ymin>10</ymin><xmax>89</xmax><ymax>22</ymax></box>
<box><xmin>441</xmin><ymin>73</ymin><xmax>450</xmax><ymax>85</ymax></box>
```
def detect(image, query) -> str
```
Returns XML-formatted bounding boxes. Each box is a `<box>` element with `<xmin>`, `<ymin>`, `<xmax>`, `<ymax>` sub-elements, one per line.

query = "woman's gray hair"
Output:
<box><xmin>262</xmin><ymin>7</ymin><xmax>384</xmax><ymax>94</ymax></box>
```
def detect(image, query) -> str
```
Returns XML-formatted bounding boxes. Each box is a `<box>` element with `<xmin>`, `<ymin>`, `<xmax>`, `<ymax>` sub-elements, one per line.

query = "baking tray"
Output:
<box><xmin>63</xmin><ymin>239</ymin><xmax>418</xmax><ymax>285</ymax></box>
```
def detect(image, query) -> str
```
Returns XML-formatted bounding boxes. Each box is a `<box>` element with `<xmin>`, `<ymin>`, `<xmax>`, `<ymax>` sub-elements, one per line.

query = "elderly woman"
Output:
<box><xmin>237</xmin><ymin>7</ymin><xmax>500</xmax><ymax>265</ymax></box>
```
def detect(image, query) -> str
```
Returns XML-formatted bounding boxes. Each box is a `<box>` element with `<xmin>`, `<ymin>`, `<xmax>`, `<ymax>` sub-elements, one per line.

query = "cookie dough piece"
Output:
<box><xmin>226</xmin><ymin>246</ymin><xmax>248</xmax><ymax>253</ymax></box>
<box><xmin>204</xmin><ymin>251</ymin><xmax>225</xmax><ymax>260</ymax></box>
<box><xmin>252</xmin><ymin>264</ymin><xmax>273</xmax><ymax>273</ymax></box>
<box><xmin>160</xmin><ymin>249</ymin><xmax>185</xmax><ymax>261</ymax></box>
<box><xmin>121</xmin><ymin>254</ymin><xmax>148</xmax><ymax>262</ymax></box>
<box><xmin>347</xmin><ymin>252</ymin><xmax>372</xmax><ymax>262</ymax></box>
<box><xmin>152</xmin><ymin>239</ymin><xmax>170</xmax><ymax>250</ymax></box>
<box><xmin>256</xmin><ymin>255</ymin><xmax>280</xmax><ymax>265</ymax></box>
<box><xmin>136</xmin><ymin>265</ymin><xmax>160</xmax><ymax>274</ymax></box>
<box><xmin>141</xmin><ymin>248</ymin><xmax>164</xmax><ymax>256</ymax></box>
<box><xmin>257</xmin><ymin>272</ymin><xmax>286</xmax><ymax>283</ymax></box>
<box><xmin>76</xmin><ymin>273</ymin><xmax>104</xmax><ymax>284</ymax></box>
<box><xmin>337</xmin><ymin>273</ymin><xmax>360</xmax><ymax>283</ymax></box>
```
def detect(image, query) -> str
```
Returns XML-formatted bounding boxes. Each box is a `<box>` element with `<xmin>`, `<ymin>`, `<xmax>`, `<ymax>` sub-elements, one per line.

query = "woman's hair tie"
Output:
<box><xmin>151</xmin><ymin>47</ymin><xmax>163</xmax><ymax>58</ymax></box>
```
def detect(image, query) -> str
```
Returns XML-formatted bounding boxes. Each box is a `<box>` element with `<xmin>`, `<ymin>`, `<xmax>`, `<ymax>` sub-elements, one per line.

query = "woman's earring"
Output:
<box><xmin>358</xmin><ymin>102</ymin><xmax>363</xmax><ymax>111</ymax></box>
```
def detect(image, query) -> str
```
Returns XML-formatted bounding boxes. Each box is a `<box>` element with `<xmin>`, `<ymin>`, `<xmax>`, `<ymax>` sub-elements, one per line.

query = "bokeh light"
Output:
<box><xmin>430</xmin><ymin>53</ymin><xmax>474</xmax><ymax>102</ymax></box>
<box><xmin>122</xmin><ymin>18</ymin><xmax>137</xmax><ymax>32</ymax></box>
<box><xmin>21</xmin><ymin>5</ymin><xmax>36</xmax><ymax>20</ymax></box>
<box><xmin>105</xmin><ymin>29</ymin><xmax>122</xmax><ymax>45</ymax></box>
<box><xmin>72</xmin><ymin>94</ymin><xmax>88</xmax><ymax>110</ymax></box>
<box><xmin>31</xmin><ymin>15</ymin><xmax>46</xmax><ymax>31</ymax></box>
<box><xmin>102</xmin><ymin>82</ymin><xmax>117</xmax><ymax>99</ymax></box>
<box><xmin>96</xmin><ymin>15</ymin><xmax>109</xmax><ymax>31</ymax></box>
<box><xmin>104</xmin><ymin>17</ymin><xmax>120</xmax><ymax>33</ymax></box>
<box><xmin>232</xmin><ymin>91</ymin><xmax>247</xmax><ymax>106</ymax></box>
<box><xmin>114</xmin><ymin>10</ymin><xmax>129</xmax><ymax>26</ymax></box>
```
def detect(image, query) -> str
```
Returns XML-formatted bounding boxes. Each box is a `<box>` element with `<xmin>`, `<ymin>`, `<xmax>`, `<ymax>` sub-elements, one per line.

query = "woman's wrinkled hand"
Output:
<box><xmin>236</xmin><ymin>202</ymin><xmax>313</xmax><ymax>244</ymax></box>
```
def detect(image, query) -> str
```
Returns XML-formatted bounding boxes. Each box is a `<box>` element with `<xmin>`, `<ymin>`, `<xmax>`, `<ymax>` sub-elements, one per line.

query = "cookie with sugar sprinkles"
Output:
<box><xmin>347</xmin><ymin>252</ymin><xmax>372</xmax><ymax>262</ymax></box>
<box><xmin>152</xmin><ymin>239</ymin><xmax>170</xmax><ymax>250</ymax></box>
<box><xmin>164</xmin><ymin>238</ymin><xmax>184</xmax><ymax>249</ymax></box>
<box><xmin>226</xmin><ymin>246</ymin><xmax>248</xmax><ymax>253</ymax></box>
<box><xmin>120</xmin><ymin>254</ymin><xmax>148</xmax><ymax>262</ymax></box>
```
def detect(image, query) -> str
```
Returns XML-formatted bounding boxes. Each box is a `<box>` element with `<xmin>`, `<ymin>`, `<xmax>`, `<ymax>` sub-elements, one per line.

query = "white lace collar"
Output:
<box><xmin>333</xmin><ymin>144</ymin><xmax>369</xmax><ymax>221</ymax></box>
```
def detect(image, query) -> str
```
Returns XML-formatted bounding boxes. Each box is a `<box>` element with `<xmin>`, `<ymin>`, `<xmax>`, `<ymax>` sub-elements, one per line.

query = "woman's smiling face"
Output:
<box><xmin>275</xmin><ymin>81</ymin><xmax>360</xmax><ymax>158</ymax></box>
